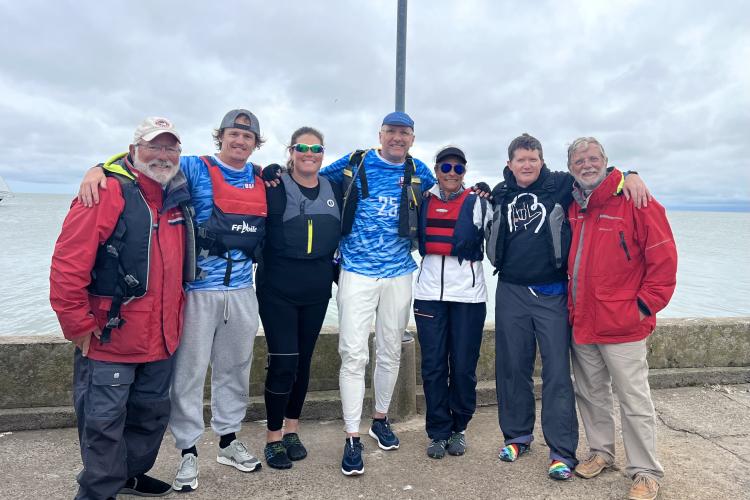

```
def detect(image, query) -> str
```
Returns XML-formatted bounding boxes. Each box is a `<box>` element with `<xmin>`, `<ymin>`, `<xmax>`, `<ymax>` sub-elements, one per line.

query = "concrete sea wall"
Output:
<box><xmin>1</xmin><ymin>318</ymin><xmax>748</xmax><ymax>431</ymax></box>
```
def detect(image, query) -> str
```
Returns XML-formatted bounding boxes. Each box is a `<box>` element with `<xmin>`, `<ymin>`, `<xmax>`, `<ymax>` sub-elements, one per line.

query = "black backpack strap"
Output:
<box><xmin>347</xmin><ymin>149</ymin><xmax>368</xmax><ymax>199</ymax></box>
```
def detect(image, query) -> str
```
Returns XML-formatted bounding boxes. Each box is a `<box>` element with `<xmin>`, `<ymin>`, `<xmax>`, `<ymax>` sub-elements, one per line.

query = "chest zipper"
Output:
<box><xmin>619</xmin><ymin>231</ymin><xmax>631</xmax><ymax>261</ymax></box>
<box><xmin>301</xmin><ymin>199</ymin><xmax>313</xmax><ymax>255</ymax></box>
<box><xmin>307</xmin><ymin>219</ymin><xmax>313</xmax><ymax>254</ymax></box>
<box><xmin>439</xmin><ymin>256</ymin><xmax>446</xmax><ymax>301</ymax></box>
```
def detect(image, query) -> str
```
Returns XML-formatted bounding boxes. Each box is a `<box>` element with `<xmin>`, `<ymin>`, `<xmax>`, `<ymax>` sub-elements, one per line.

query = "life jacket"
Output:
<box><xmin>89</xmin><ymin>153</ymin><xmax>195</xmax><ymax>343</ymax></box>
<box><xmin>195</xmin><ymin>156</ymin><xmax>267</xmax><ymax>285</ymax></box>
<box><xmin>418</xmin><ymin>189</ymin><xmax>486</xmax><ymax>263</ymax></box>
<box><xmin>340</xmin><ymin>149</ymin><xmax>422</xmax><ymax>247</ymax></box>
<box><xmin>486</xmin><ymin>171</ymin><xmax>571</xmax><ymax>277</ymax></box>
<box><xmin>272</xmin><ymin>173</ymin><xmax>341</xmax><ymax>259</ymax></box>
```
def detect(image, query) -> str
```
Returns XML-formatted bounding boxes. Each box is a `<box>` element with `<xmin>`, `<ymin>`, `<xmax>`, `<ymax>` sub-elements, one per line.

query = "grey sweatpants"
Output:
<box><xmin>571</xmin><ymin>339</ymin><xmax>664</xmax><ymax>481</ymax></box>
<box><xmin>170</xmin><ymin>287</ymin><xmax>259</xmax><ymax>450</ymax></box>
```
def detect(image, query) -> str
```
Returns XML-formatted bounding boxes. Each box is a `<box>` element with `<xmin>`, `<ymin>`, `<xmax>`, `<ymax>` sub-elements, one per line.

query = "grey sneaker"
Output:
<box><xmin>446</xmin><ymin>432</ymin><xmax>466</xmax><ymax>456</ymax></box>
<box><xmin>216</xmin><ymin>440</ymin><xmax>262</xmax><ymax>472</ymax></box>
<box><xmin>172</xmin><ymin>453</ymin><xmax>198</xmax><ymax>491</ymax></box>
<box><xmin>427</xmin><ymin>439</ymin><xmax>447</xmax><ymax>459</ymax></box>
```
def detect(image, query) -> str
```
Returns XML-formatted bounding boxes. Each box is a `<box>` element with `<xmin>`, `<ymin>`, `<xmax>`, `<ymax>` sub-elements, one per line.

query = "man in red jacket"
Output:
<box><xmin>50</xmin><ymin>117</ymin><xmax>191</xmax><ymax>499</ymax></box>
<box><xmin>566</xmin><ymin>137</ymin><xmax>677</xmax><ymax>500</ymax></box>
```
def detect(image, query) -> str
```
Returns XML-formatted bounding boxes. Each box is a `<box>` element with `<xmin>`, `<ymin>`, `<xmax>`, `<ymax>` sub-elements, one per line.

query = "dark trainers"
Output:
<box><xmin>119</xmin><ymin>474</ymin><xmax>172</xmax><ymax>497</ymax></box>
<box><xmin>341</xmin><ymin>437</ymin><xmax>364</xmax><ymax>476</ymax></box>
<box><xmin>446</xmin><ymin>432</ymin><xmax>466</xmax><ymax>456</ymax></box>
<box><xmin>427</xmin><ymin>439</ymin><xmax>447</xmax><ymax>459</ymax></box>
<box><xmin>264</xmin><ymin>441</ymin><xmax>292</xmax><ymax>470</ymax></box>
<box><xmin>282</xmin><ymin>433</ymin><xmax>308</xmax><ymax>461</ymax></box>
<box><xmin>369</xmin><ymin>417</ymin><xmax>400</xmax><ymax>450</ymax></box>
<box><xmin>548</xmin><ymin>460</ymin><xmax>573</xmax><ymax>480</ymax></box>
<box><xmin>498</xmin><ymin>443</ymin><xmax>530</xmax><ymax>462</ymax></box>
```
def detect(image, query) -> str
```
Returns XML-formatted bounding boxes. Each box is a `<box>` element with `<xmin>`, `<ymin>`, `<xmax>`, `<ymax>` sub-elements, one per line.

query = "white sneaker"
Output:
<box><xmin>173</xmin><ymin>453</ymin><xmax>198</xmax><ymax>492</ymax></box>
<box><xmin>216</xmin><ymin>440</ymin><xmax>262</xmax><ymax>472</ymax></box>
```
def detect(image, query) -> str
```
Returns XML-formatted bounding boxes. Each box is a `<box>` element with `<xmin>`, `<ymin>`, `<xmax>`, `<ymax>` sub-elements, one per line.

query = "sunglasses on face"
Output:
<box><xmin>439</xmin><ymin>162</ymin><xmax>466</xmax><ymax>175</ymax></box>
<box><xmin>292</xmin><ymin>143</ymin><xmax>324</xmax><ymax>154</ymax></box>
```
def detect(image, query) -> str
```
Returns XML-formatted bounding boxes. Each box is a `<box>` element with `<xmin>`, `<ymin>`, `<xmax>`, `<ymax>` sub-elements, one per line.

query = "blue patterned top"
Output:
<box><xmin>321</xmin><ymin>149</ymin><xmax>435</xmax><ymax>278</ymax></box>
<box><xmin>180</xmin><ymin>155</ymin><xmax>257</xmax><ymax>291</ymax></box>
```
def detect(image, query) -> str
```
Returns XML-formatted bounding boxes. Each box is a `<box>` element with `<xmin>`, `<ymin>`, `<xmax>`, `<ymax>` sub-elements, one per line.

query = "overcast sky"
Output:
<box><xmin>1</xmin><ymin>0</ymin><xmax>747</xmax><ymax>209</ymax></box>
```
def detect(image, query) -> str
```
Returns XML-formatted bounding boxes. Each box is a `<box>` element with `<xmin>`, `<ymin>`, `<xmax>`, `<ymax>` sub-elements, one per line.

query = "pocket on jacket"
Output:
<box><xmin>593</xmin><ymin>286</ymin><xmax>640</xmax><ymax>334</ymax></box>
<box><xmin>91</xmin><ymin>295</ymin><xmax>155</xmax><ymax>357</ymax></box>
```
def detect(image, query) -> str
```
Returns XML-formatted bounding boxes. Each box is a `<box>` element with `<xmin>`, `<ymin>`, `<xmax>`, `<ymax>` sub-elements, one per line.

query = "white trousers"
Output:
<box><xmin>571</xmin><ymin>339</ymin><xmax>664</xmax><ymax>481</ymax></box>
<box><xmin>337</xmin><ymin>269</ymin><xmax>413</xmax><ymax>433</ymax></box>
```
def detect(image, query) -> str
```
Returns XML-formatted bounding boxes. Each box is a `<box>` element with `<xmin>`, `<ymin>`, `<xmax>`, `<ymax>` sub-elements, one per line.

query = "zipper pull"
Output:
<box><xmin>619</xmin><ymin>231</ymin><xmax>632</xmax><ymax>261</ymax></box>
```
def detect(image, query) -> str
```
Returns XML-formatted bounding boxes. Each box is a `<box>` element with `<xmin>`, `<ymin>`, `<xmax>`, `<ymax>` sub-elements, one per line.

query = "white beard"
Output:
<box><xmin>132</xmin><ymin>155</ymin><xmax>179</xmax><ymax>186</ymax></box>
<box><xmin>576</xmin><ymin>168</ymin><xmax>607</xmax><ymax>191</ymax></box>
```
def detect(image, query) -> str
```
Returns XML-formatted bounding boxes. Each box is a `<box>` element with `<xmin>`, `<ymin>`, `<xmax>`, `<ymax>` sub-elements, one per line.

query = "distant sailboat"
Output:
<box><xmin>0</xmin><ymin>175</ymin><xmax>13</xmax><ymax>202</ymax></box>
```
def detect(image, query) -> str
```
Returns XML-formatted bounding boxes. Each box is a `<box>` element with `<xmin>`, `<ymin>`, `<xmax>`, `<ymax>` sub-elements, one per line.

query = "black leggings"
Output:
<box><xmin>258</xmin><ymin>291</ymin><xmax>328</xmax><ymax>432</ymax></box>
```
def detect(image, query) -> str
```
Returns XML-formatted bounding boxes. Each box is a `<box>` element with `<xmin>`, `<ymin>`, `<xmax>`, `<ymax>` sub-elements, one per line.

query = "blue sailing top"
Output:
<box><xmin>321</xmin><ymin>149</ymin><xmax>435</xmax><ymax>278</ymax></box>
<box><xmin>180</xmin><ymin>155</ymin><xmax>257</xmax><ymax>291</ymax></box>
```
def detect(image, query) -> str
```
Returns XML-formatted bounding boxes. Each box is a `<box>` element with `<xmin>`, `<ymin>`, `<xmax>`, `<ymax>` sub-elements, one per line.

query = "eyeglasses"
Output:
<box><xmin>137</xmin><ymin>143</ymin><xmax>181</xmax><ymax>155</ymax></box>
<box><xmin>439</xmin><ymin>163</ymin><xmax>466</xmax><ymax>175</ymax></box>
<box><xmin>572</xmin><ymin>156</ymin><xmax>604</xmax><ymax>168</ymax></box>
<box><xmin>292</xmin><ymin>143</ymin><xmax>324</xmax><ymax>154</ymax></box>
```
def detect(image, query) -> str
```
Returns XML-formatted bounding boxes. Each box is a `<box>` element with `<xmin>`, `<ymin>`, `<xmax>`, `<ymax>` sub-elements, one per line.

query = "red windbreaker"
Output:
<box><xmin>567</xmin><ymin>168</ymin><xmax>677</xmax><ymax>345</ymax></box>
<box><xmin>50</xmin><ymin>170</ymin><xmax>185</xmax><ymax>363</ymax></box>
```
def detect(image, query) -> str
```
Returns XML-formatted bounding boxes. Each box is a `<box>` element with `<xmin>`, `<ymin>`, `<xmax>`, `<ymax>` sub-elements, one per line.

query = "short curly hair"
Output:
<box><xmin>507</xmin><ymin>133</ymin><xmax>543</xmax><ymax>162</ymax></box>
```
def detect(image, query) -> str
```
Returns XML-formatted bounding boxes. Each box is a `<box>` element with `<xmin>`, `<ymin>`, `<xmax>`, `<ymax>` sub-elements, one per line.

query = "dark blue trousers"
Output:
<box><xmin>414</xmin><ymin>299</ymin><xmax>486</xmax><ymax>440</ymax></box>
<box><xmin>73</xmin><ymin>350</ymin><xmax>173</xmax><ymax>500</ymax></box>
<box><xmin>495</xmin><ymin>281</ymin><xmax>579</xmax><ymax>468</ymax></box>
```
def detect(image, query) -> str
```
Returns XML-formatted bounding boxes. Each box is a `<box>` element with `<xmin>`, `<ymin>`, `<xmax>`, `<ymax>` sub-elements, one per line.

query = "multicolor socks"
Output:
<box><xmin>548</xmin><ymin>460</ymin><xmax>573</xmax><ymax>480</ymax></box>
<box><xmin>498</xmin><ymin>443</ymin><xmax>530</xmax><ymax>462</ymax></box>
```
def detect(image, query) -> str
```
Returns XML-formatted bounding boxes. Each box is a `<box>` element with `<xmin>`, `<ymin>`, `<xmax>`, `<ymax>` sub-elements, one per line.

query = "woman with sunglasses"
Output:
<box><xmin>413</xmin><ymin>145</ymin><xmax>492</xmax><ymax>460</ymax></box>
<box><xmin>255</xmin><ymin>127</ymin><xmax>343</xmax><ymax>469</ymax></box>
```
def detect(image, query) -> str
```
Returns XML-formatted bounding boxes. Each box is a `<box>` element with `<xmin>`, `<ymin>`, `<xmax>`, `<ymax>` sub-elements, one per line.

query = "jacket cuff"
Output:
<box><xmin>637</xmin><ymin>297</ymin><xmax>652</xmax><ymax>316</ymax></box>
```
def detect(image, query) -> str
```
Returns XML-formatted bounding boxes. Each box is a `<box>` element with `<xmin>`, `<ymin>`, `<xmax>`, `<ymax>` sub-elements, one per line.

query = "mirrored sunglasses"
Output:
<box><xmin>292</xmin><ymin>143</ymin><xmax>324</xmax><ymax>154</ymax></box>
<box><xmin>439</xmin><ymin>162</ymin><xmax>466</xmax><ymax>175</ymax></box>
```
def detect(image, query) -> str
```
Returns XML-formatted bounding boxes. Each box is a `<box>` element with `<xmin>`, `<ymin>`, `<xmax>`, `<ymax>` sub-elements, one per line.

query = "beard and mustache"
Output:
<box><xmin>132</xmin><ymin>156</ymin><xmax>179</xmax><ymax>186</ymax></box>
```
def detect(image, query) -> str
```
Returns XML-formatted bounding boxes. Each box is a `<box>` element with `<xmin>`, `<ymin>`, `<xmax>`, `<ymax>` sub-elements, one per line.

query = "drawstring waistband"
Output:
<box><xmin>223</xmin><ymin>290</ymin><xmax>230</xmax><ymax>324</ymax></box>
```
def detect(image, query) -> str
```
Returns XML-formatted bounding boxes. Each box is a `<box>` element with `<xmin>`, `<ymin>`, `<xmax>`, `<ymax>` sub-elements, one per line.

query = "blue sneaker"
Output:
<box><xmin>341</xmin><ymin>437</ymin><xmax>364</xmax><ymax>476</ymax></box>
<box><xmin>368</xmin><ymin>417</ymin><xmax>400</xmax><ymax>450</ymax></box>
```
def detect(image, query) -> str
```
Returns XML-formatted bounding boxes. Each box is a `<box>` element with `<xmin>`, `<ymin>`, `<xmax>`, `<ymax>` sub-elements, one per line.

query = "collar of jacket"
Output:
<box><xmin>503</xmin><ymin>164</ymin><xmax>552</xmax><ymax>191</ymax></box>
<box><xmin>103</xmin><ymin>152</ymin><xmax>190</xmax><ymax>211</ymax></box>
<box><xmin>572</xmin><ymin>167</ymin><xmax>623</xmax><ymax>211</ymax></box>
<box><xmin>428</xmin><ymin>183</ymin><xmax>465</xmax><ymax>201</ymax></box>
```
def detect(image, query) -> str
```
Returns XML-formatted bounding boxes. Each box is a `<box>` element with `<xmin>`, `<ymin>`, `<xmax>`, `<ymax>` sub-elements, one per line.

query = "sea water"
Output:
<box><xmin>0</xmin><ymin>193</ymin><xmax>748</xmax><ymax>336</ymax></box>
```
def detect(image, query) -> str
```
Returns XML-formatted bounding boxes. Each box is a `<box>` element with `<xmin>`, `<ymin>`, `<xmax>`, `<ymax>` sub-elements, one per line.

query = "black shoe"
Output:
<box><xmin>426</xmin><ymin>439</ymin><xmax>447</xmax><ymax>459</ymax></box>
<box><xmin>264</xmin><ymin>441</ymin><xmax>293</xmax><ymax>470</ymax></box>
<box><xmin>446</xmin><ymin>432</ymin><xmax>466</xmax><ymax>456</ymax></box>
<box><xmin>119</xmin><ymin>474</ymin><xmax>172</xmax><ymax>497</ymax></box>
<box><xmin>282</xmin><ymin>433</ymin><xmax>308</xmax><ymax>461</ymax></box>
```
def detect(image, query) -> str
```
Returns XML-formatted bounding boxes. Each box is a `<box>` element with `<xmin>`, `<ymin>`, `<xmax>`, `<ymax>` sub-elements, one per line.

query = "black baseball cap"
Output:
<box><xmin>435</xmin><ymin>145</ymin><xmax>467</xmax><ymax>164</ymax></box>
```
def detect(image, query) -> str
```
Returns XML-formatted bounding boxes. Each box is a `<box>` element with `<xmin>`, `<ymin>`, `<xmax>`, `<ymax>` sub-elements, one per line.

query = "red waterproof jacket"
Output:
<box><xmin>50</xmin><ymin>165</ymin><xmax>185</xmax><ymax>363</ymax></box>
<box><xmin>567</xmin><ymin>168</ymin><xmax>677</xmax><ymax>345</ymax></box>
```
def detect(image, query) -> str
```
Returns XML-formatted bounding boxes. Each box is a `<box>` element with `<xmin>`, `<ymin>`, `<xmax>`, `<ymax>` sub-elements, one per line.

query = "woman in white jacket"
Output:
<box><xmin>413</xmin><ymin>145</ymin><xmax>492</xmax><ymax>459</ymax></box>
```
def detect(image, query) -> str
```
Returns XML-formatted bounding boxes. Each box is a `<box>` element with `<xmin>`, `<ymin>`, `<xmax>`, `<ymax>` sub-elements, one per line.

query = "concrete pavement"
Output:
<box><xmin>0</xmin><ymin>384</ymin><xmax>748</xmax><ymax>500</ymax></box>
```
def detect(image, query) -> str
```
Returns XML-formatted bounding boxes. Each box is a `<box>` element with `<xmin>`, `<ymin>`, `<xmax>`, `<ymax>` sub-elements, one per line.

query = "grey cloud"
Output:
<box><xmin>0</xmin><ymin>0</ymin><xmax>747</xmax><ymax>207</ymax></box>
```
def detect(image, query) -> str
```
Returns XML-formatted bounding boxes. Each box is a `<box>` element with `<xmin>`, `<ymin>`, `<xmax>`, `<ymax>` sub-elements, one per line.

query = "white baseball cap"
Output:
<box><xmin>133</xmin><ymin>116</ymin><xmax>181</xmax><ymax>144</ymax></box>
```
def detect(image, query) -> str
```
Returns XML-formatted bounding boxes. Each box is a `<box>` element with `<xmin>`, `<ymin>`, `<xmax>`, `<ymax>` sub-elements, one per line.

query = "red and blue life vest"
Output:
<box><xmin>418</xmin><ymin>189</ymin><xmax>485</xmax><ymax>262</ymax></box>
<box><xmin>196</xmin><ymin>156</ymin><xmax>267</xmax><ymax>284</ymax></box>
